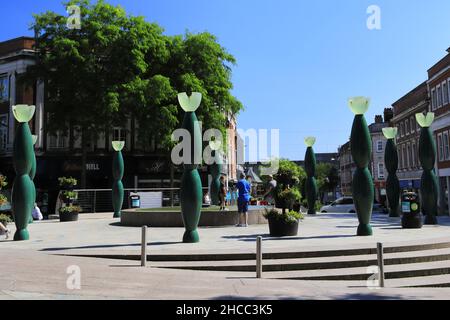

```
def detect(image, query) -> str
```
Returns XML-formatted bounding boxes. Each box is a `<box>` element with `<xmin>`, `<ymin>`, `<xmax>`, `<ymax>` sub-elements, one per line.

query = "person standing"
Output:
<box><xmin>236</xmin><ymin>173</ymin><xmax>252</xmax><ymax>227</ymax></box>
<box><xmin>32</xmin><ymin>203</ymin><xmax>43</xmax><ymax>221</ymax></box>
<box><xmin>263</xmin><ymin>175</ymin><xmax>277</xmax><ymax>206</ymax></box>
<box><xmin>219</xmin><ymin>176</ymin><xmax>227</xmax><ymax>211</ymax></box>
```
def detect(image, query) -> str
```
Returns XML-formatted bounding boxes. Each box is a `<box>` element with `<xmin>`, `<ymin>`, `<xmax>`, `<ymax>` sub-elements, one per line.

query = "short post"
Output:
<box><xmin>377</xmin><ymin>242</ymin><xmax>385</xmax><ymax>288</ymax></box>
<box><xmin>141</xmin><ymin>225</ymin><xmax>147</xmax><ymax>267</ymax></box>
<box><xmin>256</xmin><ymin>236</ymin><xmax>262</xmax><ymax>278</ymax></box>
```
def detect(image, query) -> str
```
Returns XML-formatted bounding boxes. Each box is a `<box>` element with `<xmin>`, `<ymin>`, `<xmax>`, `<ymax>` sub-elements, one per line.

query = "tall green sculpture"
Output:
<box><xmin>382</xmin><ymin>128</ymin><xmax>400</xmax><ymax>217</ymax></box>
<box><xmin>304</xmin><ymin>137</ymin><xmax>318</xmax><ymax>215</ymax></box>
<box><xmin>112</xmin><ymin>141</ymin><xmax>125</xmax><ymax>218</ymax></box>
<box><xmin>349</xmin><ymin>97</ymin><xmax>374</xmax><ymax>236</ymax></box>
<box><xmin>178</xmin><ymin>92</ymin><xmax>203</xmax><ymax>243</ymax></box>
<box><xmin>28</xmin><ymin>135</ymin><xmax>38</xmax><ymax>224</ymax></box>
<box><xmin>416</xmin><ymin>113</ymin><xmax>438</xmax><ymax>225</ymax></box>
<box><xmin>11</xmin><ymin>105</ymin><xmax>35</xmax><ymax>241</ymax></box>
<box><xmin>209</xmin><ymin>143</ymin><xmax>223</xmax><ymax>206</ymax></box>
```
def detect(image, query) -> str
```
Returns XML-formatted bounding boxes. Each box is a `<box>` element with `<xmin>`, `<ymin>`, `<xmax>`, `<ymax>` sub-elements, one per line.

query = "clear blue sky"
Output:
<box><xmin>2</xmin><ymin>0</ymin><xmax>450</xmax><ymax>160</ymax></box>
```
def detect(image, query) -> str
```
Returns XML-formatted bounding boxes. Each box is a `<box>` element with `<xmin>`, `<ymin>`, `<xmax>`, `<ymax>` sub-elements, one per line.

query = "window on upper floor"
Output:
<box><xmin>48</xmin><ymin>131</ymin><xmax>67</xmax><ymax>149</ymax></box>
<box><xmin>0</xmin><ymin>75</ymin><xmax>8</xmax><ymax>103</ymax></box>
<box><xmin>0</xmin><ymin>114</ymin><xmax>8</xmax><ymax>151</ymax></box>
<box><xmin>407</xmin><ymin>144</ymin><xmax>412</xmax><ymax>168</ymax></box>
<box><xmin>405</xmin><ymin>119</ymin><xmax>409</xmax><ymax>135</ymax></box>
<box><xmin>398</xmin><ymin>145</ymin><xmax>403</xmax><ymax>169</ymax></box>
<box><xmin>444</xmin><ymin>131</ymin><xmax>450</xmax><ymax>161</ymax></box>
<box><xmin>437</xmin><ymin>85</ymin><xmax>442</xmax><ymax>107</ymax></box>
<box><xmin>402</xmin><ymin>145</ymin><xmax>407</xmax><ymax>169</ymax></box>
<box><xmin>400</xmin><ymin>123</ymin><xmax>404</xmax><ymax>137</ymax></box>
<box><xmin>410</xmin><ymin>117</ymin><xmax>415</xmax><ymax>134</ymax></box>
<box><xmin>438</xmin><ymin>133</ymin><xmax>444</xmax><ymax>162</ymax></box>
<box><xmin>444</xmin><ymin>81</ymin><xmax>449</xmax><ymax>105</ymax></box>
<box><xmin>431</xmin><ymin>88</ymin><xmax>436</xmax><ymax>110</ymax></box>
<box><xmin>412</xmin><ymin>142</ymin><xmax>416</xmax><ymax>167</ymax></box>
<box><xmin>113</xmin><ymin>127</ymin><xmax>127</xmax><ymax>145</ymax></box>
<box><xmin>376</xmin><ymin>140</ymin><xmax>383</xmax><ymax>153</ymax></box>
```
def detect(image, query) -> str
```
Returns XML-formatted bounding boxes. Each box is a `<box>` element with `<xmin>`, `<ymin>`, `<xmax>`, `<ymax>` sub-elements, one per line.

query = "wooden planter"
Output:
<box><xmin>267</xmin><ymin>216</ymin><xmax>299</xmax><ymax>237</ymax></box>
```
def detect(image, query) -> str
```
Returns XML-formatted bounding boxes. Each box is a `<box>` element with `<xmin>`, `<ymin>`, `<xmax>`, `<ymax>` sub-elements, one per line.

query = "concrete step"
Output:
<box><xmin>149</xmin><ymin>247</ymin><xmax>450</xmax><ymax>272</ymax></box>
<box><xmin>67</xmin><ymin>240</ymin><xmax>450</xmax><ymax>262</ymax></box>
<box><xmin>262</xmin><ymin>260</ymin><xmax>450</xmax><ymax>281</ymax></box>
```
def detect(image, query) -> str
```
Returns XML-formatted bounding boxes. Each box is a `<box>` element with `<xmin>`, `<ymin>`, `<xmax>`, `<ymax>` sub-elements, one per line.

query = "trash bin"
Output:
<box><xmin>401</xmin><ymin>192</ymin><xmax>422</xmax><ymax>229</ymax></box>
<box><xmin>130</xmin><ymin>195</ymin><xmax>141</xmax><ymax>209</ymax></box>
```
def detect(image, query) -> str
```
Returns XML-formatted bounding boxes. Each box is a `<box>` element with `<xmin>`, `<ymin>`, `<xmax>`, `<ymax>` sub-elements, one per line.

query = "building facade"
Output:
<box><xmin>428</xmin><ymin>47</ymin><xmax>450</xmax><ymax>214</ymax></box>
<box><xmin>390</xmin><ymin>81</ymin><xmax>427</xmax><ymax>194</ymax></box>
<box><xmin>0</xmin><ymin>37</ymin><xmax>242</xmax><ymax>212</ymax></box>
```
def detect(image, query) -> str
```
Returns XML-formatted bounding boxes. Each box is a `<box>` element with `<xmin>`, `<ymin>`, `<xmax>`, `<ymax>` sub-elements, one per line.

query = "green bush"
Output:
<box><xmin>59</xmin><ymin>205</ymin><xmax>82</xmax><ymax>214</ymax></box>
<box><xmin>0</xmin><ymin>214</ymin><xmax>12</xmax><ymax>225</ymax></box>
<box><xmin>58</xmin><ymin>177</ymin><xmax>78</xmax><ymax>188</ymax></box>
<box><xmin>263</xmin><ymin>208</ymin><xmax>304</xmax><ymax>224</ymax></box>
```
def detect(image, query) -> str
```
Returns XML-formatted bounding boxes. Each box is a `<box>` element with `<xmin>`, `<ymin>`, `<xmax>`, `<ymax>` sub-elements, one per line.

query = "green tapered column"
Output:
<box><xmin>209</xmin><ymin>150</ymin><xmax>221</xmax><ymax>206</ymax></box>
<box><xmin>416</xmin><ymin>113</ymin><xmax>438</xmax><ymax>225</ymax></box>
<box><xmin>349</xmin><ymin>97</ymin><xmax>374</xmax><ymax>236</ymax></box>
<box><xmin>383</xmin><ymin>130</ymin><xmax>400</xmax><ymax>217</ymax></box>
<box><xmin>304</xmin><ymin>137</ymin><xmax>318</xmax><ymax>215</ymax></box>
<box><xmin>178</xmin><ymin>92</ymin><xmax>203</xmax><ymax>243</ymax></box>
<box><xmin>112</xmin><ymin>141</ymin><xmax>125</xmax><ymax>218</ymax></box>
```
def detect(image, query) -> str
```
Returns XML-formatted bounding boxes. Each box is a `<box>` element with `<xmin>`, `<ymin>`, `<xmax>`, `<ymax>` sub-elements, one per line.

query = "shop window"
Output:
<box><xmin>0</xmin><ymin>114</ymin><xmax>8</xmax><ymax>151</ymax></box>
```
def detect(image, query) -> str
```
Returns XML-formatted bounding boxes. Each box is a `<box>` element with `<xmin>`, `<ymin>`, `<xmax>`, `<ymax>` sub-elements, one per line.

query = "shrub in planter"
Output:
<box><xmin>59</xmin><ymin>205</ymin><xmax>82</xmax><ymax>222</ymax></box>
<box><xmin>275</xmin><ymin>187</ymin><xmax>301</xmax><ymax>213</ymax></box>
<box><xmin>0</xmin><ymin>213</ymin><xmax>12</xmax><ymax>226</ymax></box>
<box><xmin>264</xmin><ymin>208</ymin><xmax>304</xmax><ymax>237</ymax></box>
<box><xmin>58</xmin><ymin>177</ymin><xmax>77</xmax><ymax>190</ymax></box>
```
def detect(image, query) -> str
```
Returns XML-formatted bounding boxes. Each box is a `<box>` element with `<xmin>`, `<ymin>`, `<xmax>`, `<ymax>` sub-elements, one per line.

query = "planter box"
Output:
<box><xmin>60</xmin><ymin>212</ymin><xmax>79</xmax><ymax>222</ymax></box>
<box><xmin>268</xmin><ymin>216</ymin><xmax>299</xmax><ymax>237</ymax></box>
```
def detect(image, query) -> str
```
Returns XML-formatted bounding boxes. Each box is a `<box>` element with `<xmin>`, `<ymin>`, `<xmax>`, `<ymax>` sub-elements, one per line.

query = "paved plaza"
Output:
<box><xmin>2</xmin><ymin>212</ymin><xmax>450</xmax><ymax>299</ymax></box>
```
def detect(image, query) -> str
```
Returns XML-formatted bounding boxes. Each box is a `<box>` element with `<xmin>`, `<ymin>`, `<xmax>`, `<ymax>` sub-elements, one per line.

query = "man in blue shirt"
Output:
<box><xmin>236</xmin><ymin>173</ymin><xmax>252</xmax><ymax>227</ymax></box>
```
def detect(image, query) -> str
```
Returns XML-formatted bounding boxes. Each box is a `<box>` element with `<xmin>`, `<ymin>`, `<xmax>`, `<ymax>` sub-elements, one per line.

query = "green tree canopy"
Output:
<box><xmin>26</xmin><ymin>0</ymin><xmax>243</xmax><ymax>186</ymax></box>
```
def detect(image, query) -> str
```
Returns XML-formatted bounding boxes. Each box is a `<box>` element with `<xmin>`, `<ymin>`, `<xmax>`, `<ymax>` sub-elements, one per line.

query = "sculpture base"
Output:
<box><xmin>113</xmin><ymin>211</ymin><xmax>121</xmax><ymax>218</ymax></box>
<box><xmin>14</xmin><ymin>229</ymin><xmax>29</xmax><ymax>241</ymax></box>
<box><xmin>307</xmin><ymin>209</ymin><xmax>316</xmax><ymax>215</ymax></box>
<box><xmin>357</xmin><ymin>224</ymin><xmax>373</xmax><ymax>236</ymax></box>
<box><xmin>183</xmin><ymin>230</ymin><xmax>200</xmax><ymax>243</ymax></box>
<box><xmin>402</xmin><ymin>213</ymin><xmax>423</xmax><ymax>229</ymax></box>
<box><xmin>424</xmin><ymin>214</ymin><xmax>438</xmax><ymax>225</ymax></box>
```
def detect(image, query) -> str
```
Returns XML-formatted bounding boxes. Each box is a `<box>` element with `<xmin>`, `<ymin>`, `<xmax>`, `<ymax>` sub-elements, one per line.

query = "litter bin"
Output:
<box><xmin>130</xmin><ymin>195</ymin><xmax>141</xmax><ymax>209</ymax></box>
<box><xmin>401</xmin><ymin>192</ymin><xmax>422</xmax><ymax>229</ymax></box>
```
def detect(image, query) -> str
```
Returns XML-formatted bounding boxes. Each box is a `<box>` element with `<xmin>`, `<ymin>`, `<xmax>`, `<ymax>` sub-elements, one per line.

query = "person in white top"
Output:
<box><xmin>32</xmin><ymin>203</ymin><xmax>43</xmax><ymax>221</ymax></box>
<box><xmin>0</xmin><ymin>222</ymin><xmax>10</xmax><ymax>239</ymax></box>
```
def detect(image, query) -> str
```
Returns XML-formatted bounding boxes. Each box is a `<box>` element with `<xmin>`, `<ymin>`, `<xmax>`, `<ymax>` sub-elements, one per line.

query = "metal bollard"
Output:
<box><xmin>141</xmin><ymin>225</ymin><xmax>147</xmax><ymax>267</ymax></box>
<box><xmin>256</xmin><ymin>236</ymin><xmax>262</xmax><ymax>278</ymax></box>
<box><xmin>377</xmin><ymin>242</ymin><xmax>385</xmax><ymax>287</ymax></box>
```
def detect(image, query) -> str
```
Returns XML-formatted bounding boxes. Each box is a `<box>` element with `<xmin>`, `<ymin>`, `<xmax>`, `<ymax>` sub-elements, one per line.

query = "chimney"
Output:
<box><xmin>384</xmin><ymin>108</ymin><xmax>393</xmax><ymax>123</ymax></box>
<box><xmin>375</xmin><ymin>115</ymin><xmax>383</xmax><ymax>124</ymax></box>
<box><xmin>447</xmin><ymin>47</ymin><xmax>450</xmax><ymax>53</ymax></box>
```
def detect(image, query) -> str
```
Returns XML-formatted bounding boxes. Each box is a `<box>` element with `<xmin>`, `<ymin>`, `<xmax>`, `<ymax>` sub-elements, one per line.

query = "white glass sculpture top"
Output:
<box><xmin>304</xmin><ymin>137</ymin><xmax>316</xmax><ymax>147</ymax></box>
<box><xmin>415</xmin><ymin>112</ymin><xmax>434</xmax><ymax>128</ymax></box>
<box><xmin>177</xmin><ymin>92</ymin><xmax>202</xmax><ymax>112</ymax></box>
<box><xmin>32</xmin><ymin>135</ymin><xmax>38</xmax><ymax>145</ymax></box>
<box><xmin>112</xmin><ymin>141</ymin><xmax>125</xmax><ymax>152</ymax></box>
<box><xmin>382</xmin><ymin>127</ymin><xmax>398</xmax><ymax>139</ymax></box>
<box><xmin>348</xmin><ymin>97</ymin><xmax>370</xmax><ymax>115</ymax></box>
<box><xmin>12</xmin><ymin>105</ymin><xmax>36</xmax><ymax>123</ymax></box>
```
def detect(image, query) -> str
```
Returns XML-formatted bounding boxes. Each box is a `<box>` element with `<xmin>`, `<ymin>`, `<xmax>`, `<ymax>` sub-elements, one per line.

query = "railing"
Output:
<box><xmin>72</xmin><ymin>188</ymin><xmax>208</xmax><ymax>213</ymax></box>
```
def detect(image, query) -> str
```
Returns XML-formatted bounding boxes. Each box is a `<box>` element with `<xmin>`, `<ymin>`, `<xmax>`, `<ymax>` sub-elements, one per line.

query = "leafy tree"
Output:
<box><xmin>26</xmin><ymin>0</ymin><xmax>243</xmax><ymax>187</ymax></box>
<box><xmin>316</xmin><ymin>163</ymin><xmax>339</xmax><ymax>202</ymax></box>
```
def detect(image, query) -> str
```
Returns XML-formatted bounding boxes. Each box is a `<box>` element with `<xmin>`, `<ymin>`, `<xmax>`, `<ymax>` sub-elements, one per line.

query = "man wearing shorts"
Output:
<box><xmin>236</xmin><ymin>173</ymin><xmax>252</xmax><ymax>227</ymax></box>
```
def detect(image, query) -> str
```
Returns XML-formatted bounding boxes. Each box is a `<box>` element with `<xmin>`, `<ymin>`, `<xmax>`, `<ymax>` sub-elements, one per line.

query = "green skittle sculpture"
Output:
<box><xmin>349</xmin><ymin>97</ymin><xmax>374</xmax><ymax>236</ymax></box>
<box><xmin>112</xmin><ymin>141</ymin><xmax>125</xmax><ymax>218</ymax></box>
<box><xmin>11</xmin><ymin>105</ymin><xmax>35</xmax><ymax>241</ymax></box>
<box><xmin>416</xmin><ymin>112</ymin><xmax>438</xmax><ymax>225</ymax></box>
<box><xmin>304</xmin><ymin>137</ymin><xmax>318</xmax><ymax>215</ymax></box>
<box><xmin>178</xmin><ymin>92</ymin><xmax>203</xmax><ymax>243</ymax></box>
<box><xmin>382</xmin><ymin>128</ymin><xmax>400</xmax><ymax>217</ymax></box>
